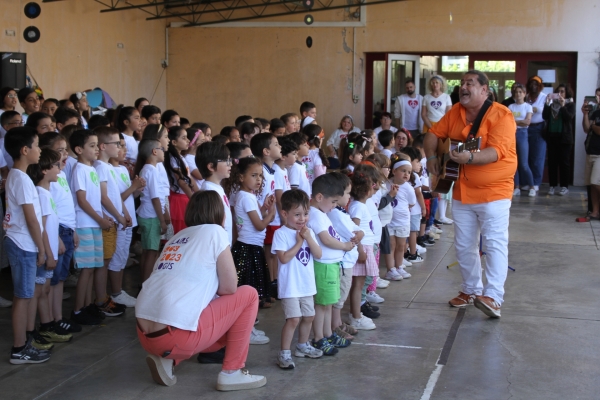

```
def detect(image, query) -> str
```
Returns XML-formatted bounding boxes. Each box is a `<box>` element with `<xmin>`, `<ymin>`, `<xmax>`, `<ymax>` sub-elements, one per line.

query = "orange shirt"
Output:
<box><xmin>430</xmin><ymin>102</ymin><xmax>517</xmax><ymax>204</ymax></box>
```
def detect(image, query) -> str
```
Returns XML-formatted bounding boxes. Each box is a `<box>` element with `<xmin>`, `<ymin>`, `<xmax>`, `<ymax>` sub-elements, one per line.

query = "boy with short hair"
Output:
<box><xmin>272</xmin><ymin>189</ymin><xmax>323</xmax><ymax>369</ymax></box>
<box><xmin>17</xmin><ymin>87</ymin><xmax>40</xmax><ymax>123</ymax></box>
<box><xmin>300</xmin><ymin>101</ymin><xmax>317</xmax><ymax>121</ymax></box>
<box><xmin>378</xmin><ymin>130</ymin><xmax>396</xmax><ymax>159</ymax></box>
<box><xmin>287</xmin><ymin>132</ymin><xmax>312</xmax><ymax>197</ymax></box>
<box><xmin>69</xmin><ymin>129</ymin><xmax>119</xmax><ymax>326</ymax></box>
<box><xmin>3</xmin><ymin>126</ymin><xmax>50</xmax><ymax>364</ymax></box>
<box><xmin>306</xmin><ymin>174</ymin><xmax>354</xmax><ymax>355</ymax></box>
<box><xmin>1</xmin><ymin>110</ymin><xmax>23</xmax><ymax>168</ymax></box>
<box><xmin>141</xmin><ymin>105</ymin><xmax>162</xmax><ymax>125</ymax></box>
<box><xmin>53</xmin><ymin>107</ymin><xmax>81</xmax><ymax>131</ymax></box>
<box><xmin>196</xmin><ymin>142</ymin><xmax>233</xmax><ymax>244</ymax></box>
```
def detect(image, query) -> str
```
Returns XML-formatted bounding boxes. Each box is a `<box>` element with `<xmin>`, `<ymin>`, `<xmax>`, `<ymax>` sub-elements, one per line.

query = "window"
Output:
<box><xmin>442</xmin><ymin>56</ymin><xmax>468</xmax><ymax>72</ymax></box>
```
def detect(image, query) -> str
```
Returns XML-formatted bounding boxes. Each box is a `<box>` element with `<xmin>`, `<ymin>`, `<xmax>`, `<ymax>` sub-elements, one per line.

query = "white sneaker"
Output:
<box><xmin>216</xmin><ymin>369</ymin><xmax>267</xmax><ymax>391</ymax></box>
<box><xmin>533</xmin><ymin>185</ymin><xmax>539</xmax><ymax>191</ymax></box>
<box><xmin>416</xmin><ymin>244</ymin><xmax>427</xmax><ymax>254</ymax></box>
<box><xmin>548</xmin><ymin>186</ymin><xmax>555</xmax><ymax>195</ymax></box>
<box><xmin>528</xmin><ymin>189</ymin><xmax>536</xmax><ymax>197</ymax></box>
<box><xmin>294</xmin><ymin>343</ymin><xmax>323</xmax><ymax>358</ymax></box>
<box><xmin>366</xmin><ymin>291</ymin><xmax>385</xmax><ymax>303</ymax></box>
<box><xmin>348</xmin><ymin>313</ymin><xmax>376</xmax><ymax>330</ymax></box>
<box><xmin>146</xmin><ymin>354</ymin><xmax>177</xmax><ymax>386</ymax></box>
<box><xmin>376</xmin><ymin>278</ymin><xmax>390</xmax><ymax>288</ymax></box>
<box><xmin>406</xmin><ymin>254</ymin><xmax>424</xmax><ymax>263</ymax></box>
<box><xmin>0</xmin><ymin>296</ymin><xmax>12</xmax><ymax>308</ymax></box>
<box><xmin>430</xmin><ymin>226</ymin><xmax>443</xmax><ymax>234</ymax></box>
<box><xmin>513</xmin><ymin>188</ymin><xmax>521</xmax><ymax>196</ymax></box>
<box><xmin>384</xmin><ymin>269</ymin><xmax>403</xmax><ymax>281</ymax></box>
<box><xmin>559</xmin><ymin>187</ymin><xmax>569</xmax><ymax>196</ymax></box>
<box><xmin>439</xmin><ymin>217</ymin><xmax>453</xmax><ymax>224</ymax></box>
<box><xmin>403</xmin><ymin>258</ymin><xmax>413</xmax><ymax>267</ymax></box>
<box><xmin>396</xmin><ymin>267</ymin><xmax>412</xmax><ymax>279</ymax></box>
<box><xmin>111</xmin><ymin>291</ymin><xmax>137</xmax><ymax>307</ymax></box>
<box><xmin>250</xmin><ymin>329</ymin><xmax>270</xmax><ymax>345</ymax></box>
<box><xmin>430</xmin><ymin>233</ymin><xmax>441</xmax><ymax>240</ymax></box>
<box><xmin>521</xmin><ymin>185</ymin><xmax>530</xmax><ymax>191</ymax></box>
<box><xmin>252</xmin><ymin>327</ymin><xmax>266</xmax><ymax>336</ymax></box>
<box><xmin>277</xmin><ymin>351</ymin><xmax>295</xmax><ymax>369</ymax></box>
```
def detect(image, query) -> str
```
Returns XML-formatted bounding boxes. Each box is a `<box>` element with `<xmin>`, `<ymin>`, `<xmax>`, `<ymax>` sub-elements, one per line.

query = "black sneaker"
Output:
<box><xmin>71</xmin><ymin>308</ymin><xmax>102</xmax><ymax>326</ymax></box>
<box><xmin>39</xmin><ymin>322</ymin><xmax>73</xmax><ymax>343</ymax></box>
<box><xmin>419</xmin><ymin>236</ymin><xmax>434</xmax><ymax>246</ymax></box>
<box><xmin>56</xmin><ymin>318</ymin><xmax>82</xmax><ymax>333</ymax></box>
<box><xmin>364</xmin><ymin>301</ymin><xmax>379</xmax><ymax>312</ymax></box>
<box><xmin>86</xmin><ymin>304</ymin><xmax>106</xmax><ymax>320</ymax></box>
<box><xmin>270</xmin><ymin>280</ymin><xmax>279</xmax><ymax>300</ymax></box>
<box><xmin>360</xmin><ymin>302</ymin><xmax>380</xmax><ymax>319</ymax></box>
<box><xmin>97</xmin><ymin>299</ymin><xmax>125</xmax><ymax>317</ymax></box>
<box><xmin>197</xmin><ymin>347</ymin><xmax>226</xmax><ymax>364</ymax></box>
<box><xmin>407</xmin><ymin>253</ymin><xmax>424</xmax><ymax>263</ymax></box>
<box><xmin>10</xmin><ymin>342</ymin><xmax>51</xmax><ymax>365</ymax></box>
<box><xmin>417</xmin><ymin>237</ymin><xmax>428</xmax><ymax>248</ymax></box>
<box><xmin>425</xmin><ymin>236</ymin><xmax>436</xmax><ymax>245</ymax></box>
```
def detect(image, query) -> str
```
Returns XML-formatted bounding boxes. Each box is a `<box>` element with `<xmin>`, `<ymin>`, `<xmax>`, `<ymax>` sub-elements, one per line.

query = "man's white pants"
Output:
<box><xmin>452</xmin><ymin>199</ymin><xmax>511</xmax><ymax>305</ymax></box>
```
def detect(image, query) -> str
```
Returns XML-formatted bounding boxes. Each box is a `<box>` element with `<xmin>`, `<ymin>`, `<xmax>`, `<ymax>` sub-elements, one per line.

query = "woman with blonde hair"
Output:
<box><xmin>421</xmin><ymin>75</ymin><xmax>452</xmax><ymax>133</ymax></box>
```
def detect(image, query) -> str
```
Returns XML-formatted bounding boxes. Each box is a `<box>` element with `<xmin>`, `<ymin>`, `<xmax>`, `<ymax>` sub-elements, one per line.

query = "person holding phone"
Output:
<box><xmin>525</xmin><ymin>76</ymin><xmax>548</xmax><ymax>193</ymax></box>
<box><xmin>542</xmin><ymin>84</ymin><xmax>575</xmax><ymax>196</ymax></box>
<box><xmin>581</xmin><ymin>87</ymin><xmax>600</xmax><ymax>220</ymax></box>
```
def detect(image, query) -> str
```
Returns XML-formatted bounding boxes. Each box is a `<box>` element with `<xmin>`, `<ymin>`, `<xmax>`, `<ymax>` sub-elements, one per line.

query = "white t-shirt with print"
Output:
<box><xmin>326</xmin><ymin>127</ymin><xmax>361</xmax><ymax>152</ymax></box>
<box><xmin>389</xmin><ymin>181</ymin><xmax>413</xmax><ymax>228</ymax></box>
<box><xmin>94</xmin><ymin>160</ymin><xmax>124</xmax><ymax>225</ymax></box>
<box><xmin>4</xmin><ymin>169</ymin><xmax>43</xmax><ymax>252</ymax></box>
<box><xmin>366</xmin><ymin>198</ymin><xmax>383</xmax><ymax>243</ymax></box>
<box><xmin>201</xmin><ymin>180</ymin><xmax>233</xmax><ymax>245</ymax></box>
<box><xmin>256</xmin><ymin>163</ymin><xmax>275</xmax><ymax>206</ymax></box>
<box><xmin>348</xmin><ymin>200</ymin><xmax>375</xmax><ymax>246</ymax></box>
<box><xmin>63</xmin><ymin>156</ymin><xmax>78</xmax><ymax>182</ymax></box>
<box><xmin>37</xmin><ymin>187</ymin><xmax>59</xmax><ymax>261</ymax></box>
<box><xmin>169</xmin><ymin>157</ymin><xmax>191</xmax><ymax>195</ymax></box>
<box><xmin>420</xmin><ymin>157</ymin><xmax>430</xmax><ymax>189</ymax></box>
<box><xmin>327</xmin><ymin>206</ymin><xmax>362</xmax><ymax>269</ymax></box>
<box><xmin>51</xmin><ymin>171</ymin><xmax>77</xmax><ymax>229</ymax></box>
<box><xmin>381</xmin><ymin>148</ymin><xmax>393</xmax><ymax>159</ymax></box>
<box><xmin>185</xmin><ymin>154</ymin><xmax>204</xmax><ymax>189</ymax></box>
<box><xmin>234</xmin><ymin>190</ymin><xmax>266</xmax><ymax>246</ymax></box>
<box><xmin>301</xmin><ymin>149</ymin><xmax>324</xmax><ymax>184</ymax></box>
<box><xmin>307</xmin><ymin>206</ymin><xmax>344</xmax><ymax>263</ymax></box>
<box><xmin>138</xmin><ymin>164</ymin><xmax>165</xmax><ymax>219</ymax></box>
<box><xmin>402</xmin><ymin>96</ymin><xmax>422</xmax><ymax>131</ymax></box>
<box><xmin>271</xmin><ymin>225</ymin><xmax>317</xmax><ymax>299</ymax></box>
<box><xmin>71</xmin><ymin>163</ymin><xmax>102</xmax><ymax>229</ymax></box>
<box><xmin>122</xmin><ymin>133</ymin><xmax>138</xmax><ymax>163</ymax></box>
<box><xmin>157</xmin><ymin>162</ymin><xmax>171</xmax><ymax>200</ymax></box>
<box><xmin>135</xmin><ymin>224</ymin><xmax>228</xmax><ymax>331</ymax></box>
<box><xmin>423</xmin><ymin>93</ymin><xmax>452</xmax><ymax>123</ymax></box>
<box><xmin>375</xmin><ymin>126</ymin><xmax>398</xmax><ymax>151</ymax></box>
<box><xmin>272</xmin><ymin>163</ymin><xmax>291</xmax><ymax>226</ymax></box>
<box><xmin>288</xmin><ymin>162</ymin><xmax>312</xmax><ymax>198</ymax></box>
<box><xmin>410</xmin><ymin>173</ymin><xmax>422</xmax><ymax>216</ymax></box>
<box><xmin>528</xmin><ymin>92</ymin><xmax>547</xmax><ymax>124</ymax></box>
<box><xmin>508</xmin><ymin>102</ymin><xmax>533</xmax><ymax>121</ymax></box>
<box><xmin>114</xmin><ymin>165</ymin><xmax>138</xmax><ymax>228</ymax></box>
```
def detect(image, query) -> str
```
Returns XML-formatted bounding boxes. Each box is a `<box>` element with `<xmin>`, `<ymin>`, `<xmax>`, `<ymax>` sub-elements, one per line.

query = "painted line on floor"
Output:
<box><xmin>420</xmin><ymin>307</ymin><xmax>466</xmax><ymax>400</ymax></box>
<box><xmin>352</xmin><ymin>342</ymin><xmax>423</xmax><ymax>349</ymax></box>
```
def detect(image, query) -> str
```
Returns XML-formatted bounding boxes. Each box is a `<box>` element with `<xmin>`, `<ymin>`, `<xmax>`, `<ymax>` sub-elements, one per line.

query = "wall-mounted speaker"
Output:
<box><xmin>0</xmin><ymin>53</ymin><xmax>27</xmax><ymax>90</ymax></box>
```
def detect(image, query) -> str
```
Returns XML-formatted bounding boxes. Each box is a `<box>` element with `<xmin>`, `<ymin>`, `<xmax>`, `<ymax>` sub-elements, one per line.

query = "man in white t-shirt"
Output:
<box><xmin>394</xmin><ymin>80</ymin><xmax>424</xmax><ymax>136</ymax></box>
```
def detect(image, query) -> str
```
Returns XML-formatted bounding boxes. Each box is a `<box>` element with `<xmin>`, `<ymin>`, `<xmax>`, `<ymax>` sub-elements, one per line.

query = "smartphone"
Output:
<box><xmin>549</xmin><ymin>93</ymin><xmax>560</xmax><ymax>100</ymax></box>
<box><xmin>584</xmin><ymin>95</ymin><xmax>596</xmax><ymax>104</ymax></box>
<box><xmin>584</xmin><ymin>96</ymin><xmax>597</xmax><ymax>112</ymax></box>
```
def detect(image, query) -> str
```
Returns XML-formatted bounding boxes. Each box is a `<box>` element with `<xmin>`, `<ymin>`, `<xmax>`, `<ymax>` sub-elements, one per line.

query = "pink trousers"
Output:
<box><xmin>137</xmin><ymin>285</ymin><xmax>258</xmax><ymax>370</ymax></box>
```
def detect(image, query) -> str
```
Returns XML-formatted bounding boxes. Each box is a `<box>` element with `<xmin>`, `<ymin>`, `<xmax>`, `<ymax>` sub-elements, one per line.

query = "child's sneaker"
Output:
<box><xmin>348</xmin><ymin>313</ymin><xmax>376</xmax><ymax>330</ymax></box>
<box><xmin>407</xmin><ymin>253</ymin><xmax>424</xmax><ymax>263</ymax></box>
<box><xmin>333</xmin><ymin>326</ymin><xmax>354</xmax><ymax>341</ymax></box>
<box><xmin>39</xmin><ymin>322</ymin><xmax>73</xmax><ymax>343</ymax></box>
<box><xmin>312</xmin><ymin>337</ymin><xmax>338</xmax><ymax>355</ymax></box>
<box><xmin>28</xmin><ymin>330</ymin><xmax>54</xmax><ymax>351</ymax></box>
<box><xmin>252</xmin><ymin>327</ymin><xmax>266</xmax><ymax>336</ymax></box>
<box><xmin>360</xmin><ymin>302</ymin><xmax>380</xmax><ymax>319</ymax></box>
<box><xmin>250</xmin><ymin>329</ymin><xmax>270</xmax><ymax>345</ymax></box>
<box><xmin>0</xmin><ymin>295</ymin><xmax>12</xmax><ymax>308</ymax></box>
<box><xmin>396</xmin><ymin>267</ymin><xmax>412</xmax><ymax>279</ymax></box>
<box><xmin>384</xmin><ymin>268</ymin><xmax>403</xmax><ymax>281</ymax></box>
<box><xmin>277</xmin><ymin>350</ymin><xmax>295</xmax><ymax>369</ymax></box>
<box><xmin>294</xmin><ymin>342</ymin><xmax>323</xmax><ymax>358</ymax></box>
<box><xmin>97</xmin><ymin>299</ymin><xmax>125</xmax><ymax>317</ymax></box>
<box><xmin>86</xmin><ymin>304</ymin><xmax>106</xmax><ymax>320</ymax></box>
<box><xmin>366</xmin><ymin>290</ymin><xmax>385</xmax><ymax>303</ymax></box>
<box><xmin>10</xmin><ymin>342</ymin><xmax>51</xmax><ymax>365</ymax></box>
<box><xmin>376</xmin><ymin>278</ymin><xmax>390</xmax><ymax>288</ymax></box>
<box><xmin>56</xmin><ymin>318</ymin><xmax>82</xmax><ymax>333</ymax></box>
<box><xmin>327</xmin><ymin>332</ymin><xmax>351</xmax><ymax>348</ymax></box>
<box><xmin>403</xmin><ymin>258</ymin><xmax>413</xmax><ymax>267</ymax></box>
<box><xmin>416</xmin><ymin>243</ymin><xmax>428</xmax><ymax>253</ymax></box>
<box><xmin>71</xmin><ymin>308</ymin><xmax>102</xmax><ymax>326</ymax></box>
<box><xmin>111</xmin><ymin>291</ymin><xmax>137</xmax><ymax>308</ymax></box>
<box><xmin>340</xmin><ymin>322</ymin><xmax>358</xmax><ymax>335</ymax></box>
<box><xmin>146</xmin><ymin>354</ymin><xmax>177</xmax><ymax>386</ymax></box>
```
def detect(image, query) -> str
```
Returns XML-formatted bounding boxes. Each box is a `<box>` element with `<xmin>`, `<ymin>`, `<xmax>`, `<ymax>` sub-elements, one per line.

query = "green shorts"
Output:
<box><xmin>138</xmin><ymin>216</ymin><xmax>161</xmax><ymax>251</ymax></box>
<box><xmin>313</xmin><ymin>261</ymin><xmax>341</xmax><ymax>306</ymax></box>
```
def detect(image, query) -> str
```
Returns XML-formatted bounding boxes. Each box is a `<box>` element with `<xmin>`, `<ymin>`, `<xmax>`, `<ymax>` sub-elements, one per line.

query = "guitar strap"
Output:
<box><xmin>466</xmin><ymin>99</ymin><xmax>493</xmax><ymax>141</ymax></box>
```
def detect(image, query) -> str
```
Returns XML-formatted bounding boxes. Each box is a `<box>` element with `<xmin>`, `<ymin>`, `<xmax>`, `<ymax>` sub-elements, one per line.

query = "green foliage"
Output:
<box><xmin>474</xmin><ymin>61</ymin><xmax>516</xmax><ymax>72</ymax></box>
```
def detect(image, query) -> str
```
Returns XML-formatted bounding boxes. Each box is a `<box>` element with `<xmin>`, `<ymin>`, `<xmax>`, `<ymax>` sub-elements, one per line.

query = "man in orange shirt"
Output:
<box><xmin>424</xmin><ymin>70</ymin><xmax>517</xmax><ymax>318</ymax></box>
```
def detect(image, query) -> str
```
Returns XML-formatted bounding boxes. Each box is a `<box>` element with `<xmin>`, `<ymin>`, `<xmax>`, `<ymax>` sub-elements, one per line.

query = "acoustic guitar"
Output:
<box><xmin>431</xmin><ymin>137</ymin><xmax>481</xmax><ymax>194</ymax></box>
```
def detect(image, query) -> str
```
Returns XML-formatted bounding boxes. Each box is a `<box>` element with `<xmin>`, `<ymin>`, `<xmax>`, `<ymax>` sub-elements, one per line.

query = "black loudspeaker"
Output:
<box><xmin>0</xmin><ymin>53</ymin><xmax>27</xmax><ymax>90</ymax></box>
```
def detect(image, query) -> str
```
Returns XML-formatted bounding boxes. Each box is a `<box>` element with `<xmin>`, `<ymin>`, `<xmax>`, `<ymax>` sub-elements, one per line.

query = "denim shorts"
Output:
<box><xmin>410</xmin><ymin>214</ymin><xmax>421</xmax><ymax>232</ymax></box>
<box><xmin>4</xmin><ymin>237</ymin><xmax>37</xmax><ymax>298</ymax></box>
<box><xmin>51</xmin><ymin>225</ymin><xmax>75</xmax><ymax>286</ymax></box>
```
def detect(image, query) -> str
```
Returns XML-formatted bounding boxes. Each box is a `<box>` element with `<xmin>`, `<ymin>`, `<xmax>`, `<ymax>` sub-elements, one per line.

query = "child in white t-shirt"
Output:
<box><xmin>183</xmin><ymin>128</ymin><xmax>207</xmax><ymax>189</ymax></box>
<box><xmin>136</xmin><ymin>140</ymin><xmax>168</xmax><ymax>282</ymax></box>
<box><xmin>287</xmin><ymin>132</ymin><xmax>312</xmax><ymax>197</ymax></box>
<box><xmin>109</xmin><ymin>134</ymin><xmax>146</xmax><ymax>307</ymax></box>
<box><xmin>300</xmin><ymin>124</ymin><xmax>328</xmax><ymax>184</ymax></box>
<box><xmin>3</xmin><ymin>127</ymin><xmax>49</xmax><ymax>363</ymax></box>
<box><xmin>272</xmin><ymin>189</ymin><xmax>323</xmax><ymax>369</ymax></box>
<box><xmin>308</xmin><ymin>174</ymin><xmax>354</xmax><ymax>351</ymax></box>
<box><xmin>378</xmin><ymin>129</ymin><xmax>396</xmax><ymax>159</ymax></box>
<box><xmin>70</xmin><ymin>129</ymin><xmax>118</xmax><ymax>326</ymax></box>
<box><xmin>400</xmin><ymin>147</ymin><xmax>427</xmax><ymax>264</ymax></box>
<box><xmin>230</xmin><ymin>158</ymin><xmax>276</xmax><ymax>307</ymax></box>
<box><xmin>30</xmin><ymin>148</ymin><xmax>73</xmax><ymax>344</ymax></box>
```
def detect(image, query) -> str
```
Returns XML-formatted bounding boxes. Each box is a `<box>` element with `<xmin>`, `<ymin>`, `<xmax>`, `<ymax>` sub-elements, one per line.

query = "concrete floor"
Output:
<box><xmin>0</xmin><ymin>186</ymin><xmax>599</xmax><ymax>400</ymax></box>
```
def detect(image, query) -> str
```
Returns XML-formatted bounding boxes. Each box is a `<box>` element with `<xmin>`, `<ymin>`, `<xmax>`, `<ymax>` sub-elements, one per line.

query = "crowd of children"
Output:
<box><xmin>0</xmin><ymin>91</ymin><xmax>451</xmax><ymax>369</ymax></box>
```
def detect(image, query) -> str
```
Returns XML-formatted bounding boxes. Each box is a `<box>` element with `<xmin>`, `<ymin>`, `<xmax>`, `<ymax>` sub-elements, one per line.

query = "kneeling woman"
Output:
<box><xmin>136</xmin><ymin>191</ymin><xmax>266</xmax><ymax>391</ymax></box>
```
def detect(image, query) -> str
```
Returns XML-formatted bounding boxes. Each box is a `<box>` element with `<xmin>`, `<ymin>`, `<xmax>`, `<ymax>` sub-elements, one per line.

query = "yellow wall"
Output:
<box><xmin>0</xmin><ymin>0</ymin><xmax>167</xmax><ymax>110</ymax></box>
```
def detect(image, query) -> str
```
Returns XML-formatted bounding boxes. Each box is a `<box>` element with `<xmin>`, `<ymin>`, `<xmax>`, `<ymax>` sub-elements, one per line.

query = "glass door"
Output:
<box><xmin>386</xmin><ymin>54</ymin><xmax>420</xmax><ymax>115</ymax></box>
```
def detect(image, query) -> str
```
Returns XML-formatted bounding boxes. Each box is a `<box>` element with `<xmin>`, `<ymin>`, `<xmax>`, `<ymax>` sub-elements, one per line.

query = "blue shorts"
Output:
<box><xmin>410</xmin><ymin>214</ymin><xmax>421</xmax><ymax>232</ymax></box>
<box><xmin>74</xmin><ymin>227</ymin><xmax>103</xmax><ymax>269</ymax></box>
<box><xmin>5</xmin><ymin>237</ymin><xmax>37</xmax><ymax>299</ymax></box>
<box><xmin>35</xmin><ymin>262</ymin><xmax>54</xmax><ymax>285</ymax></box>
<box><xmin>51</xmin><ymin>225</ymin><xmax>75</xmax><ymax>286</ymax></box>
